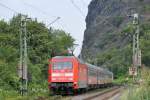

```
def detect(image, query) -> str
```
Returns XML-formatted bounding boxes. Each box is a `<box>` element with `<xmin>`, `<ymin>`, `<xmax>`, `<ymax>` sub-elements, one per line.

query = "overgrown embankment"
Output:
<box><xmin>121</xmin><ymin>67</ymin><xmax>150</xmax><ymax>100</ymax></box>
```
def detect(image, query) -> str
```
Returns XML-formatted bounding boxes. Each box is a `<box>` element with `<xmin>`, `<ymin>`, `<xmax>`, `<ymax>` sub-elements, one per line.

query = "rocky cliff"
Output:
<box><xmin>81</xmin><ymin>0</ymin><xmax>150</xmax><ymax>62</ymax></box>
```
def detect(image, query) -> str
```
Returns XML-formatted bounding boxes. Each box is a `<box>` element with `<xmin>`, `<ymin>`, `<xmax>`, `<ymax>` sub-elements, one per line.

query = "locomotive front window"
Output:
<box><xmin>53</xmin><ymin>62</ymin><xmax>72</xmax><ymax>70</ymax></box>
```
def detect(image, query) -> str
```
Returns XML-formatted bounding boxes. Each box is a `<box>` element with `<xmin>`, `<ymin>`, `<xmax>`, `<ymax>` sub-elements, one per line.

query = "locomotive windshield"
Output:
<box><xmin>53</xmin><ymin>62</ymin><xmax>72</xmax><ymax>70</ymax></box>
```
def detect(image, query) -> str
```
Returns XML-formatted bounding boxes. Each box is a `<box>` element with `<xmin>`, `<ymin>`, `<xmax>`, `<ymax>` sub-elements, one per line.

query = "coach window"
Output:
<box><xmin>53</xmin><ymin>62</ymin><xmax>72</xmax><ymax>70</ymax></box>
<box><xmin>63</xmin><ymin>62</ymin><xmax>72</xmax><ymax>69</ymax></box>
<box><xmin>53</xmin><ymin>62</ymin><xmax>61</xmax><ymax>70</ymax></box>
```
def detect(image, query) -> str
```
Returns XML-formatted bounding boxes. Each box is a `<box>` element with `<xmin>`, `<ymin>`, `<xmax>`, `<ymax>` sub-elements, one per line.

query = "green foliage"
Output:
<box><xmin>143</xmin><ymin>5</ymin><xmax>150</xmax><ymax>12</ymax></box>
<box><xmin>113</xmin><ymin>16</ymin><xmax>124</xmax><ymax>27</ymax></box>
<box><xmin>121</xmin><ymin>67</ymin><xmax>150</xmax><ymax>100</ymax></box>
<box><xmin>113</xmin><ymin>76</ymin><xmax>129</xmax><ymax>85</ymax></box>
<box><xmin>95</xmin><ymin>21</ymin><xmax>150</xmax><ymax>79</ymax></box>
<box><xmin>0</xmin><ymin>47</ymin><xmax>19</xmax><ymax>90</ymax></box>
<box><xmin>96</xmin><ymin>44</ymin><xmax>132</xmax><ymax>78</ymax></box>
<box><xmin>0</xmin><ymin>20</ymin><xmax>9</xmax><ymax>33</ymax></box>
<box><xmin>122</xmin><ymin>23</ymin><xmax>135</xmax><ymax>34</ymax></box>
<box><xmin>140</xmin><ymin>23</ymin><xmax>150</xmax><ymax>66</ymax></box>
<box><xmin>0</xmin><ymin>14</ymin><xmax>75</xmax><ymax>98</ymax></box>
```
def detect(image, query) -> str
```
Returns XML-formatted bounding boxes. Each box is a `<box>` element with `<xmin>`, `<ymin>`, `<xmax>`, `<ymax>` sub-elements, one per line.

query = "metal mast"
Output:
<box><xmin>129</xmin><ymin>13</ymin><xmax>141</xmax><ymax>80</ymax></box>
<box><xmin>132</xmin><ymin>13</ymin><xmax>141</xmax><ymax>68</ymax></box>
<box><xmin>18</xmin><ymin>15</ymin><xmax>28</xmax><ymax>96</ymax></box>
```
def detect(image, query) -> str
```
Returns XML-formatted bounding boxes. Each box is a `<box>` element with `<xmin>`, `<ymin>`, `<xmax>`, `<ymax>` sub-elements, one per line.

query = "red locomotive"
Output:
<box><xmin>48</xmin><ymin>56</ymin><xmax>113</xmax><ymax>94</ymax></box>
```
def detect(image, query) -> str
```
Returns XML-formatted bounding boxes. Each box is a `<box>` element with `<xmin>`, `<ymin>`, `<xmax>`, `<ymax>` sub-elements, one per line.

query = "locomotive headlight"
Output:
<box><xmin>68</xmin><ymin>78</ymin><xmax>73</xmax><ymax>80</ymax></box>
<box><xmin>52</xmin><ymin>73</ymin><xmax>60</xmax><ymax>76</ymax></box>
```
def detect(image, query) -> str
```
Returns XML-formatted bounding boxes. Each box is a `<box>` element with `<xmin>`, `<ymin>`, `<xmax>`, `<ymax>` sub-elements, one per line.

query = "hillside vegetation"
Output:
<box><xmin>96</xmin><ymin>22</ymin><xmax>150</xmax><ymax>79</ymax></box>
<box><xmin>81</xmin><ymin>0</ymin><xmax>150</xmax><ymax>79</ymax></box>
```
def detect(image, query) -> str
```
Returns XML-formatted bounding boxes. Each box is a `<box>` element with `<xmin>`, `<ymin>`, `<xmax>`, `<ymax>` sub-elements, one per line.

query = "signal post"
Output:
<box><xmin>129</xmin><ymin>13</ymin><xmax>141</xmax><ymax>82</ymax></box>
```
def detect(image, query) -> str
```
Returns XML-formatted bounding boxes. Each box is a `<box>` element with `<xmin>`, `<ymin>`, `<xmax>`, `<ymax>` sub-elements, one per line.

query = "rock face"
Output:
<box><xmin>81</xmin><ymin>0</ymin><xmax>150</xmax><ymax>60</ymax></box>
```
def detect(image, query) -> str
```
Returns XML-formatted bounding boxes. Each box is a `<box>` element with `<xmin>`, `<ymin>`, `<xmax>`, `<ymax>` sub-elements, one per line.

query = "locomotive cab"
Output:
<box><xmin>48</xmin><ymin>56</ymin><xmax>78</xmax><ymax>94</ymax></box>
<box><xmin>51</xmin><ymin>61</ymin><xmax>73</xmax><ymax>82</ymax></box>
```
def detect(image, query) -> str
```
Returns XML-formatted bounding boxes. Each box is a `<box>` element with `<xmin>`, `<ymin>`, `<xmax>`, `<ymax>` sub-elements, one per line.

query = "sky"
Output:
<box><xmin>0</xmin><ymin>0</ymin><xmax>92</xmax><ymax>56</ymax></box>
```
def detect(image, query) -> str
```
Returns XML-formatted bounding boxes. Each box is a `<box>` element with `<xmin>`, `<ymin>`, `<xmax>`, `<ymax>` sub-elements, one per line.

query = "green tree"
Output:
<box><xmin>0</xmin><ymin>14</ymin><xmax>75</xmax><ymax>91</ymax></box>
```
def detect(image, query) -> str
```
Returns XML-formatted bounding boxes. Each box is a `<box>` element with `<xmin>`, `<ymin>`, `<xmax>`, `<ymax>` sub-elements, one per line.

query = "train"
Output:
<box><xmin>48</xmin><ymin>56</ymin><xmax>113</xmax><ymax>94</ymax></box>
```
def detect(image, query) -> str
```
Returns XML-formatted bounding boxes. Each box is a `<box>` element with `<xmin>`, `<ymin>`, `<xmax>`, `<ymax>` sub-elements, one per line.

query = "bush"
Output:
<box><xmin>121</xmin><ymin>67</ymin><xmax>150</xmax><ymax>100</ymax></box>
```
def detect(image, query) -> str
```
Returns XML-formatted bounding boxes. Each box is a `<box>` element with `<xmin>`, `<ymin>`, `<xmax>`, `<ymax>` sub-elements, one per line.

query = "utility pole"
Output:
<box><xmin>129</xmin><ymin>13</ymin><xmax>141</xmax><ymax>81</ymax></box>
<box><xmin>132</xmin><ymin>13</ymin><xmax>141</xmax><ymax>67</ymax></box>
<box><xmin>18</xmin><ymin>15</ymin><xmax>29</xmax><ymax>96</ymax></box>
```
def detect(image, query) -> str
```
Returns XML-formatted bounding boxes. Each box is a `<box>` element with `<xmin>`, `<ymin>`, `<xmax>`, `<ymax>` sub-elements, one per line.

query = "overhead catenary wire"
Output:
<box><xmin>0</xmin><ymin>0</ymin><xmax>61</xmax><ymax>28</ymax></box>
<box><xmin>18</xmin><ymin>0</ymin><xmax>89</xmax><ymax>34</ymax></box>
<box><xmin>0</xmin><ymin>0</ymin><xmax>84</xmax><ymax>56</ymax></box>
<box><xmin>46</xmin><ymin>17</ymin><xmax>61</xmax><ymax>27</ymax></box>
<box><xmin>19</xmin><ymin>0</ymin><xmax>70</xmax><ymax>31</ymax></box>
<box><xmin>20</xmin><ymin>1</ymin><xmax>58</xmax><ymax>18</ymax></box>
<box><xmin>0</xmin><ymin>2</ymin><xmax>19</xmax><ymax>14</ymax></box>
<box><xmin>0</xmin><ymin>2</ymin><xmax>33</xmax><ymax>19</ymax></box>
<box><xmin>69</xmin><ymin>0</ymin><xmax>85</xmax><ymax>18</ymax></box>
<box><xmin>57</xmin><ymin>19</ymin><xmax>71</xmax><ymax>33</ymax></box>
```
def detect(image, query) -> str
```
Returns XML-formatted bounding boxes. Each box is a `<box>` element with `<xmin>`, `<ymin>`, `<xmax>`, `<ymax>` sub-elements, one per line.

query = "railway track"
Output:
<box><xmin>35</xmin><ymin>86</ymin><xmax>123</xmax><ymax>100</ymax></box>
<box><xmin>71</xmin><ymin>86</ymin><xmax>123</xmax><ymax>100</ymax></box>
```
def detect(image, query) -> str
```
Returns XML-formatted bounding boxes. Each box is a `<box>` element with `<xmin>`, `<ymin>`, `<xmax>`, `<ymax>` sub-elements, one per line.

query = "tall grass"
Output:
<box><xmin>121</xmin><ymin>67</ymin><xmax>150</xmax><ymax>100</ymax></box>
<box><xmin>0</xmin><ymin>81</ymin><xmax>52</xmax><ymax>100</ymax></box>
